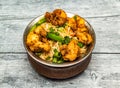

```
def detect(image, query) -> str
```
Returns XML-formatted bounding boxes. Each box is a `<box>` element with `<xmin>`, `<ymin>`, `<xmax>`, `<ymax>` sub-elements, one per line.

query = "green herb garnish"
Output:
<box><xmin>63</xmin><ymin>36</ymin><xmax>71</xmax><ymax>44</ymax></box>
<box><xmin>78</xmin><ymin>42</ymin><xmax>84</xmax><ymax>48</ymax></box>
<box><xmin>46</xmin><ymin>56</ymin><xmax>51</xmax><ymax>60</ymax></box>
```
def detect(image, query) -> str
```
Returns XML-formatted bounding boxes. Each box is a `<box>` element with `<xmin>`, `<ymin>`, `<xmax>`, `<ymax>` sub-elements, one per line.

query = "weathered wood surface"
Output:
<box><xmin>0</xmin><ymin>54</ymin><xmax>120</xmax><ymax>88</ymax></box>
<box><xmin>0</xmin><ymin>0</ymin><xmax>120</xmax><ymax>88</ymax></box>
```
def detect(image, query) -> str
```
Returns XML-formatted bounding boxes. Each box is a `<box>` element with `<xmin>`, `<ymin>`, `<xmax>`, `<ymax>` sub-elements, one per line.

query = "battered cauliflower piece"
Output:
<box><xmin>34</xmin><ymin>26</ymin><xmax>47</xmax><ymax>37</ymax></box>
<box><xmin>67</xmin><ymin>15</ymin><xmax>86</xmax><ymax>32</ymax></box>
<box><xmin>76</xmin><ymin>15</ymin><xmax>86</xmax><ymax>28</ymax></box>
<box><xmin>60</xmin><ymin>39</ymin><xmax>79</xmax><ymax>61</ymax></box>
<box><xmin>45</xmin><ymin>9</ymin><xmax>67</xmax><ymax>26</ymax></box>
<box><xmin>26</xmin><ymin>26</ymin><xmax>51</xmax><ymax>52</ymax></box>
<box><xmin>77</xmin><ymin>27</ymin><xmax>88</xmax><ymax>32</ymax></box>
<box><xmin>67</xmin><ymin>17</ymin><xmax>77</xmax><ymax>31</ymax></box>
<box><xmin>26</xmin><ymin>32</ymin><xmax>39</xmax><ymax>46</ymax></box>
<box><xmin>76</xmin><ymin>32</ymin><xmax>93</xmax><ymax>45</ymax></box>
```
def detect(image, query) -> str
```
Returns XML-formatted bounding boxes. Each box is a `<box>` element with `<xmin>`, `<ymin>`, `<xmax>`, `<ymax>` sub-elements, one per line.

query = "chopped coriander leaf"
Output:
<box><xmin>53</xmin><ymin>51</ymin><xmax>59</xmax><ymax>57</ymax></box>
<box><xmin>53</xmin><ymin>52</ymin><xmax>61</xmax><ymax>58</ymax></box>
<box><xmin>46</xmin><ymin>56</ymin><xmax>51</xmax><ymax>60</ymax></box>
<box><xmin>49</xmin><ymin>27</ymin><xmax>55</xmax><ymax>33</ymax></box>
<box><xmin>78</xmin><ymin>42</ymin><xmax>84</xmax><ymax>48</ymax></box>
<box><xmin>63</xmin><ymin>36</ymin><xmax>71</xmax><ymax>44</ymax></box>
<box><xmin>52</xmin><ymin>57</ymin><xmax>58</xmax><ymax>63</ymax></box>
<box><xmin>53</xmin><ymin>49</ymin><xmax>61</xmax><ymax>58</ymax></box>
<box><xmin>57</xmin><ymin>58</ymin><xmax>64</xmax><ymax>64</ymax></box>
<box><xmin>52</xmin><ymin>49</ymin><xmax>64</xmax><ymax>63</ymax></box>
<box><xmin>55</xmin><ymin>23</ymin><xmax>67</xmax><ymax>28</ymax></box>
<box><xmin>35</xmin><ymin>52</ymin><xmax>42</xmax><ymax>56</ymax></box>
<box><xmin>54</xmin><ymin>49</ymin><xmax>57</xmax><ymax>52</ymax></box>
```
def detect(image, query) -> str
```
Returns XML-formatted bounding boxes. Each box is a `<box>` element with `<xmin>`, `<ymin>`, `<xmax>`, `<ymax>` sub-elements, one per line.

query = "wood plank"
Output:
<box><xmin>0</xmin><ymin>16</ymin><xmax>120</xmax><ymax>53</ymax></box>
<box><xmin>0</xmin><ymin>0</ymin><xmax>120</xmax><ymax>20</ymax></box>
<box><xmin>0</xmin><ymin>54</ymin><xmax>120</xmax><ymax>88</ymax></box>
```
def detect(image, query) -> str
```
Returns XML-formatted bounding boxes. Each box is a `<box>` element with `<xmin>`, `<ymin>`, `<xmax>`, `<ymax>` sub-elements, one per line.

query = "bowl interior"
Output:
<box><xmin>23</xmin><ymin>13</ymin><xmax>96</xmax><ymax>67</ymax></box>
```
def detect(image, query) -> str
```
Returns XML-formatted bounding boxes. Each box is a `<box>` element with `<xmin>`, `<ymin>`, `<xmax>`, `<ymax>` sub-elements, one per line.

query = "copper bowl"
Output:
<box><xmin>23</xmin><ymin>13</ymin><xmax>96</xmax><ymax>79</ymax></box>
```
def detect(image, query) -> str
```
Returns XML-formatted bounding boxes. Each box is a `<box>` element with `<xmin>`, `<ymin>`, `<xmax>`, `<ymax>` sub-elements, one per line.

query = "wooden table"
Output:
<box><xmin>0</xmin><ymin>0</ymin><xmax>120</xmax><ymax>88</ymax></box>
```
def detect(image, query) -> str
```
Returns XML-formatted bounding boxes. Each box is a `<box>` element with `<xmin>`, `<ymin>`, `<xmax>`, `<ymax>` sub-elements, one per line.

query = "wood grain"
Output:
<box><xmin>0</xmin><ymin>54</ymin><xmax>120</xmax><ymax>88</ymax></box>
<box><xmin>0</xmin><ymin>0</ymin><xmax>120</xmax><ymax>87</ymax></box>
<box><xmin>0</xmin><ymin>0</ymin><xmax>120</xmax><ymax>20</ymax></box>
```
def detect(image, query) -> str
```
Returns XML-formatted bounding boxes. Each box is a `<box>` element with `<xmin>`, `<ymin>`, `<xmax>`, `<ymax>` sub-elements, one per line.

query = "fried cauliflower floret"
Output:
<box><xmin>67</xmin><ymin>17</ymin><xmax>77</xmax><ymax>31</ymax></box>
<box><xmin>76</xmin><ymin>32</ymin><xmax>93</xmax><ymax>45</ymax></box>
<box><xmin>26</xmin><ymin>32</ymin><xmax>39</xmax><ymax>46</ymax></box>
<box><xmin>77</xmin><ymin>27</ymin><xmax>88</xmax><ymax>32</ymax></box>
<box><xmin>34</xmin><ymin>26</ymin><xmax>47</xmax><ymax>37</ymax></box>
<box><xmin>45</xmin><ymin>12</ymin><xmax>53</xmax><ymax>23</ymax></box>
<box><xmin>60</xmin><ymin>39</ymin><xmax>79</xmax><ymax>61</ymax></box>
<box><xmin>75</xmin><ymin>15</ymin><xmax>86</xmax><ymax>28</ymax></box>
<box><xmin>67</xmin><ymin>15</ymin><xmax>86</xmax><ymax>32</ymax></box>
<box><xmin>45</xmin><ymin>9</ymin><xmax>67</xmax><ymax>26</ymax></box>
<box><xmin>60</xmin><ymin>45</ymin><xmax>67</xmax><ymax>55</ymax></box>
<box><xmin>26</xmin><ymin>26</ymin><xmax>50</xmax><ymax>52</ymax></box>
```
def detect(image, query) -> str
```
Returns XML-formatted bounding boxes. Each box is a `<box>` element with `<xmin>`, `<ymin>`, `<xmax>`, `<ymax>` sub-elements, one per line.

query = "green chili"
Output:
<box><xmin>47</xmin><ymin>32</ymin><xmax>64</xmax><ymax>42</ymax></box>
<box><xmin>36</xmin><ymin>17</ymin><xmax>46</xmax><ymax>26</ymax></box>
<box><xmin>29</xmin><ymin>17</ymin><xmax>46</xmax><ymax>32</ymax></box>
<box><xmin>30</xmin><ymin>24</ymin><xmax>36</xmax><ymax>32</ymax></box>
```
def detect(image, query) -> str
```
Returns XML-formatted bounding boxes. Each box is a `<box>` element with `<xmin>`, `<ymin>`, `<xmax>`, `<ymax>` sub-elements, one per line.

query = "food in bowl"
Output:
<box><xmin>26</xmin><ymin>9</ymin><xmax>93</xmax><ymax>64</ymax></box>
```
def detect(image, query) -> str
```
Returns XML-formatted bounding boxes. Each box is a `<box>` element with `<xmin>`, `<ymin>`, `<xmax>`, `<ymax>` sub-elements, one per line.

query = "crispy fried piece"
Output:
<box><xmin>26</xmin><ymin>32</ymin><xmax>39</xmax><ymax>46</ymax></box>
<box><xmin>77</xmin><ymin>27</ymin><xmax>88</xmax><ymax>32</ymax></box>
<box><xmin>69</xmin><ymin>28</ymin><xmax>76</xmax><ymax>36</ymax></box>
<box><xmin>26</xmin><ymin>26</ymin><xmax>50</xmax><ymax>52</ymax></box>
<box><xmin>34</xmin><ymin>26</ymin><xmax>47</xmax><ymax>37</ymax></box>
<box><xmin>60</xmin><ymin>39</ymin><xmax>79</xmax><ymax>61</ymax></box>
<box><xmin>76</xmin><ymin>32</ymin><xmax>93</xmax><ymax>45</ymax></box>
<box><xmin>67</xmin><ymin>17</ymin><xmax>77</xmax><ymax>31</ymax></box>
<box><xmin>45</xmin><ymin>9</ymin><xmax>67</xmax><ymax>26</ymax></box>
<box><xmin>67</xmin><ymin>15</ymin><xmax>86</xmax><ymax>32</ymax></box>
<box><xmin>60</xmin><ymin>44</ymin><xmax>67</xmax><ymax>55</ymax></box>
<box><xmin>76</xmin><ymin>15</ymin><xmax>86</xmax><ymax>28</ymax></box>
<box><xmin>45</xmin><ymin>12</ymin><xmax>53</xmax><ymax>24</ymax></box>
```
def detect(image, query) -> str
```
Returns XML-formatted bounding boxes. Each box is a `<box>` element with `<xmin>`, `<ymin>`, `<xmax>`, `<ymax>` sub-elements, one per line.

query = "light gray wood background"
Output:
<box><xmin>0</xmin><ymin>0</ymin><xmax>120</xmax><ymax>88</ymax></box>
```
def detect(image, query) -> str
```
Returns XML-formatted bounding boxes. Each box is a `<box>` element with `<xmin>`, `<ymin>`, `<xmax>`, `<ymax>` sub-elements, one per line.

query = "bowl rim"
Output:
<box><xmin>23</xmin><ymin>13</ymin><xmax>96</xmax><ymax>68</ymax></box>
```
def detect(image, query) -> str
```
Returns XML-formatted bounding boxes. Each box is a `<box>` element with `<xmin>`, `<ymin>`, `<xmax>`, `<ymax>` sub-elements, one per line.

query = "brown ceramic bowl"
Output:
<box><xmin>23</xmin><ymin>13</ymin><xmax>96</xmax><ymax>79</ymax></box>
